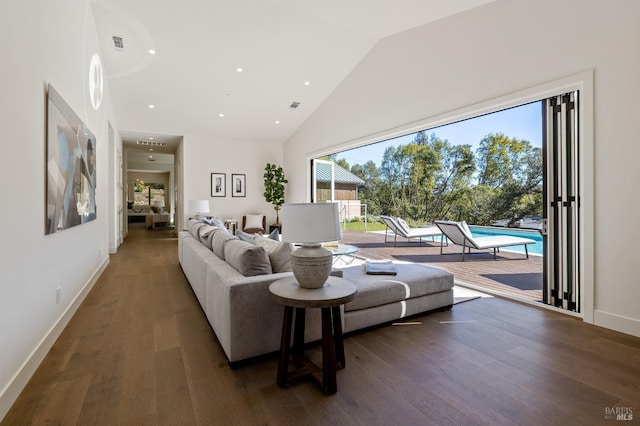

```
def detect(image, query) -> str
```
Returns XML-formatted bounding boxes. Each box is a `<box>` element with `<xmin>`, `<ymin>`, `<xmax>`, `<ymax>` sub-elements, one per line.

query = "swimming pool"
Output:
<box><xmin>468</xmin><ymin>225</ymin><xmax>543</xmax><ymax>256</ymax></box>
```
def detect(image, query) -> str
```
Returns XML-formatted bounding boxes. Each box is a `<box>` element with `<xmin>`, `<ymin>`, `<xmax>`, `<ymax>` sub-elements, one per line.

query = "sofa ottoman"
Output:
<box><xmin>339</xmin><ymin>262</ymin><xmax>454</xmax><ymax>332</ymax></box>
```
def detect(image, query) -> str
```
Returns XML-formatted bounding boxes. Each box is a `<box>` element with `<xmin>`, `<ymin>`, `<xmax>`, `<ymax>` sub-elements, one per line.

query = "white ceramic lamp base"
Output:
<box><xmin>290</xmin><ymin>244</ymin><xmax>332</xmax><ymax>289</ymax></box>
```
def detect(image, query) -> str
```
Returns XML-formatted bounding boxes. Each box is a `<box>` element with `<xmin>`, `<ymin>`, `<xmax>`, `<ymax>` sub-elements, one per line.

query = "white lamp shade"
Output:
<box><xmin>189</xmin><ymin>199</ymin><xmax>210</xmax><ymax>215</ymax></box>
<box><xmin>281</xmin><ymin>202</ymin><xmax>341</xmax><ymax>243</ymax></box>
<box><xmin>152</xmin><ymin>200</ymin><xmax>165</xmax><ymax>207</ymax></box>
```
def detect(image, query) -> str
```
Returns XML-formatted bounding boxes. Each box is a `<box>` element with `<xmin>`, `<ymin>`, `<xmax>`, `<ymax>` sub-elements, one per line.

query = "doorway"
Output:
<box><xmin>314</xmin><ymin>87</ymin><xmax>586</xmax><ymax>314</ymax></box>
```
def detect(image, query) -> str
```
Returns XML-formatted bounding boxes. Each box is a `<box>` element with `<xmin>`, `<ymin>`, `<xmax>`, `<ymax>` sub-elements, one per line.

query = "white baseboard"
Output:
<box><xmin>0</xmin><ymin>257</ymin><xmax>110</xmax><ymax>421</ymax></box>
<box><xmin>594</xmin><ymin>309</ymin><xmax>640</xmax><ymax>338</ymax></box>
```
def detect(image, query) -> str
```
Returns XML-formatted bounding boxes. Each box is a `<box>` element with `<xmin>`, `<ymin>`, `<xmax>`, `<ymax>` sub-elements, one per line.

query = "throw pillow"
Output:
<box><xmin>212</xmin><ymin>231</ymin><xmax>238</xmax><ymax>259</ymax></box>
<box><xmin>198</xmin><ymin>225</ymin><xmax>216</xmax><ymax>244</ymax></box>
<box><xmin>236</xmin><ymin>230</ymin><xmax>256</xmax><ymax>243</ymax></box>
<box><xmin>254</xmin><ymin>235</ymin><xmax>292</xmax><ymax>273</ymax></box>
<box><xmin>199</xmin><ymin>225</ymin><xmax>217</xmax><ymax>237</ymax></box>
<box><xmin>224</xmin><ymin>239</ymin><xmax>272</xmax><ymax>276</ymax></box>
<box><xmin>202</xmin><ymin>225</ymin><xmax>226</xmax><ymax>250</ymax></box>
<box><xmin>267</xmin><ymin>228</ymin><xmax>280</xmax><ymax>240</ymax></box>
<box><xmin>212</xmin><ymin>217</ymin><xmax>226</xmax><ymax>229</ymax></box>
<box><xmin>190</xmin><ymin>221</ymin><xmax>206</xmax><ymax>239</ymax></box>
<box><xmin>244</xmin><ymin>214</ymin><xmax>264</xmax><ymax>230</ymax></box>
<box><xmin>258</xmin><ymin>228</ymin><xmax>280</xmax><ymax>241</ymax></box>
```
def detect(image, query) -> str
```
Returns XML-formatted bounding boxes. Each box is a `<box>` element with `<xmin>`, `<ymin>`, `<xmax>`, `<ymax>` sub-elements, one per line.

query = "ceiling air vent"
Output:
<box><xmin>112</xmin><ymin>36</ymin><xmax>124</xmax><ymax>50</ymax></box>
<box><xmin>289</xmin><ymin>101</ymin><xmax>300</xmax><ymax>109</ymax></box>
<box><xmin>136</xmin><ymin>140</ymin><xmax>167</xmax><ymax>147</ymax></box>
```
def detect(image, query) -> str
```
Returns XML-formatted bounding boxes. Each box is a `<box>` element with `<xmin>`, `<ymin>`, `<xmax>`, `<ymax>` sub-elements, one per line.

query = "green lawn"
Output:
<box><xmin>340</xmin><ymin>221</ymin><xmax>386</xmax><ymax>232</ymax></box>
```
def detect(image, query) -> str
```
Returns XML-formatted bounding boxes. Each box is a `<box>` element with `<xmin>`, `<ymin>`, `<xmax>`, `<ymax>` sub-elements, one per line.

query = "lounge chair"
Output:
<box><xmin>380</xmin><ymin>215</ymin><xmax>442</xmax><ymax>246</ymax></box>
<box><xmin>434</xmin><ymin>220</ymin><xmax>535</xmax><ymax>261</ymax></box>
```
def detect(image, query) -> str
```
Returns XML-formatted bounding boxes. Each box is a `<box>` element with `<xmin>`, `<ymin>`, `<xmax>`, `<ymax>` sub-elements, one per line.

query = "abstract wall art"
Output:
<box><xmin>46</xmin><ymin>84</ymin><xmax>97</xmax><ymax>234</ymax></box>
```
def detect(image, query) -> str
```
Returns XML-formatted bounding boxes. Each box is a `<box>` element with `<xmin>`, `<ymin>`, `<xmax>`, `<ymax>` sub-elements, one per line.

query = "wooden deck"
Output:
<box><xmin>339</xmin><ymin>230</ymin><xmax>543</xmax><ymax>303</ymax></box>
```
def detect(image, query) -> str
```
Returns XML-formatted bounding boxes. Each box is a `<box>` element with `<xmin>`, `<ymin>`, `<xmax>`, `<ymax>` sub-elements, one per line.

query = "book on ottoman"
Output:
<box><xmin>365</xmin><ymin>260</ymin><xmax>397</xmax><ymax>275</ymax></box>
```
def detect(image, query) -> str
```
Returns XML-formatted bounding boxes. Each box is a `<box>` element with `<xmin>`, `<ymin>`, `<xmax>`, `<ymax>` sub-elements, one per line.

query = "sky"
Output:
<box><xmin>335</xmin><ymin>101</ymin><xmax>543</xmax><ymax>167</ymax></box>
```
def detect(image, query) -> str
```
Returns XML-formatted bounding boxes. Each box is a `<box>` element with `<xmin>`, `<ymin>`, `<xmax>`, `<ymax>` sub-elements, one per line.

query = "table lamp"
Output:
<box><xmin>152</xmin><ymin>199</ymin><xmax>165</xmax><ymax>214</ymax></box>
<box><xmin>189</xmin><ymin>199</ymin><xmax>210</xmax><ymax>219</ymax></box>
<box><xmin>281</xmin><ymin>202</ymin><xmax>341</xmax><ymax>289</ymax></box>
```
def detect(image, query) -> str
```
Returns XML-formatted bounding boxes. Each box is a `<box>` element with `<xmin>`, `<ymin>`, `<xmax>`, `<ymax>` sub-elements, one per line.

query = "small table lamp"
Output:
<box><xmin>189</xmin><ymin>199</ymin><xmax>210</xmax><ymax>220</ymax></box>
<box><xmin>281</xmin><ymin>203</ymin><xmax>341</xmax><ymax>289</ymax></box>
<box><xmin>152</xmin><ymin>199</ymin><xmax>165</xmax><ymax>214</ymax></box>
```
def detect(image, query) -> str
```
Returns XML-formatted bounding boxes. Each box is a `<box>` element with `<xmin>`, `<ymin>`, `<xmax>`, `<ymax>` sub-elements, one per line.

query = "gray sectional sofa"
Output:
<box><xmin>178</xmin><ymin>219</ymin><xmax>454</xmax><ymax>365</ymax></box>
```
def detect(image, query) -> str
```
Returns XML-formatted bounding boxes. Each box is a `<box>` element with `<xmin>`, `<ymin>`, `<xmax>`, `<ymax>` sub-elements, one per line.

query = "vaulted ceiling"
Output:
<box><xmin>92</xmin><ymin>0</ymin><xmax>496</xmax><ymax>154</ymax></box>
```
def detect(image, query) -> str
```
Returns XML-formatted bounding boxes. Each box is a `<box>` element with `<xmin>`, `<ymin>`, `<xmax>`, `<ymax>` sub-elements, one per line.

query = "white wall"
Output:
<box><xmin>0</xmin><ymin>0</ymin><xmax>119</xmax><ymax>418</ymax></box>
<box><xmin>284</xmin><ymin>0</ymin><xmax>640</xmax><ymax>336</ymax></box>
<box><xmin>108</xmin><ymin>123</ymin><xmax>124</xmax><ymax>254</ymax></box>
<box><xmin>182</xmin><ymin>134</ymin><xmax>285</xmax><ymax>229</ymax></box>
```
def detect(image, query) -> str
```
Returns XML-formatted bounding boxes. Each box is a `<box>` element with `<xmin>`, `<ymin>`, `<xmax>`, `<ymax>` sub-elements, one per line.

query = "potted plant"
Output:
<box><xmin>263</xmin><ymin>163</ymin><xmax>288</xmax><ymax>224</ymax></box>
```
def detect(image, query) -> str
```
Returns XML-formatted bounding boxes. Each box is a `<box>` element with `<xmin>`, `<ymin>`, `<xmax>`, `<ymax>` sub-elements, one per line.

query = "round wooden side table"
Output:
<box><xmin>269</xmin><ymin>276</ymin><xmax>357</xmax><ymax>395</ymax></box>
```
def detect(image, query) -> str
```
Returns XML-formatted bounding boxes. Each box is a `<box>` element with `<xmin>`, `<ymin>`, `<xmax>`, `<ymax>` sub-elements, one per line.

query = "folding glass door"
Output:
<box><xmin>542</xmin><ymin>91</ymin><xmax>581</xmax><ymax>312</ymax></box>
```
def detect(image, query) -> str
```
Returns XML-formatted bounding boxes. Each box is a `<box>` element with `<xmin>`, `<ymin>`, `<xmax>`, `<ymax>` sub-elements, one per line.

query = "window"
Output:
<box><xmin>133</xmin><ymin>179</ymin><xmax>165</xmax><ymax>206</ymax></box>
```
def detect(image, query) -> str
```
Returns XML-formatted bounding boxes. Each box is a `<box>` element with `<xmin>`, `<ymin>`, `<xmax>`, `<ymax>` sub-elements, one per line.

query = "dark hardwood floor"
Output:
<box><xmin>3</xmin><ymin>224</ymin><xmax>640</xmax><ymax>425</ymax></box>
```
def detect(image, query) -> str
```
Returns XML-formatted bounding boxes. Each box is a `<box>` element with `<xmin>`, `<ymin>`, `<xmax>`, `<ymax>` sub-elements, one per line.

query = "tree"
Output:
<box><xmin>334</xmin><ymin>158</ymin><xmax>350</xmax><ymax>170</ymax></box>
<box><xmin>351</xmin><ymin>160</ymin><xmax>382</xmax><ymax>216</ymax></box>
<box><xmin>475</xmin><ymin>133</ymin><xmax>542</xmax><ymax>224</ymax></box>
<box><xmin>327</xmin><ymin>130</ymin><xmax>541</xmax><ymax>227</ymax></box>
<box><xmin>263</xmin><ymin>163</ymin><xmax>288</xmax><ymax>224</ymax></box>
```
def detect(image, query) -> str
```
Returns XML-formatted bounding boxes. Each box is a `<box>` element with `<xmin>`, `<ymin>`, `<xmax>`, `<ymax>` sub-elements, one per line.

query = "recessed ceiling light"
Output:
<box><xmin>149</xmin><ymin>148</ymin><xmax>154</xmax><ymax>151</ymax></box>
<box><xmin>236</xmin><ymin>67</ymin><xmax>243</xmax><ymax>73</ymax></box>
<box><xmin>136</xmin><ymin>140</ymin><xmax>167</xmax><ymax>146</ymax></box>
<box><xmin>148</xmin><ymin>49</ymin><xmax>156</xmax><ymax>55</ymax></box>
<box><xmin>149</xmin><ymin>137</ymin><xmax>154</xmax><ymax>140</ymax></box>
<box><xmin>275</xmin><ymin>120</ymin><xmax>280</xmax><ymax>124</ymax></box>
<box><xmin>219</xmin><ymin>113</ymin><xmax>224</xmax><ymax>117</ymax></box>
<box><xmin>304</xmin><ymin>81</ymin><xmax>310</xmax><ymax>86</ymax></box>
<box><xmin>148</xmin><ymin>104</ymin><xmax>155</xmax><ymax>109</ymax></box>
<box><xmin>149</xmin><ymin>155</ymin><xmax>153</xmax><ymax>158</ymax></box>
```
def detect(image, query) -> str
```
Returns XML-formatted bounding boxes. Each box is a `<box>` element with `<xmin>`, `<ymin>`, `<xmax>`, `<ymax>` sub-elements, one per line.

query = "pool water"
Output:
<box><xmin>468</xmin><ymin>225</ymin><xmax>543</xmax><ymax>256</ymax></box>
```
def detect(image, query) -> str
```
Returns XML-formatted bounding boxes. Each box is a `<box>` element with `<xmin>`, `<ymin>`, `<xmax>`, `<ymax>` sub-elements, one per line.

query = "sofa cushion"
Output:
<box><xmin>128</xmin><ymin>205</ymin><xmax>153</xmax><ymax>214</ymax></box>
<box><xmin>224</xmin><ymin>239</ymin><xmax>272</xmax><ymax>276</ymax></box>
<box><xmin>254</xmin><ymin>235</ymin><xmax>292</xmax><ymax>273</ymax></box>
<box><xmin>341</xmin><ymin>262</ymin><xmax>454</xmax><ymax>312</ymax></box>
<box><xmin>212</xmin><ymin>231</ymin><xmax>238</xmax><ymax>259</ymax></box>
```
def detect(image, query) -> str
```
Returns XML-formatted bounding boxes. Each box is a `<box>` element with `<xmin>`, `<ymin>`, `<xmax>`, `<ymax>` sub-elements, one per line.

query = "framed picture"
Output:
<box><xmin>211</xmin><ymin>173</ymin><xmax>226</xmax><ymax>197</ymax></box>
<box><xmin>231</xmin><ymin>174</ymin><xmax>246</xmax><ymax>197</ymax></box>
<box><xmin>46</xmin><ymin>84</ymin><xmax>97</xmax><ymax>234</ymax></box>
